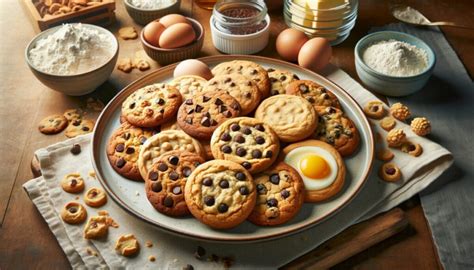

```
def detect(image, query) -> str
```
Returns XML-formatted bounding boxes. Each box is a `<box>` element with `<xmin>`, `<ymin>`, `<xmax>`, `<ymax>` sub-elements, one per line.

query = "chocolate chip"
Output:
<box><xmin>224</xmin><ymin>77</ymin><xmax>232</xmax><ymax>83</ymax></box>
<box><xmin>270</xmin><ymin>78</ymin><xmax>277</xmax><ymax>83</ymax></box>
<box><xmin>214</xmin><ymin>98</ymin><xmax>223</xmax><ymax>105</ymax></box>
<box><xmin>158</xmin><ymin>163</ymin><xmax>168</xmax><ymax>172</ymax></box>
<box><xmin>280</xmin><ymin>75</ymin><xmax>287</xmax><ymax>81</ymax></box>
<box><xmin>255</xmin><ymin>136</ymin><xmax>265</xmax><ymax>144</ymax></box>
<box><xmin>281</xmin><ymin>190</ymin><xmax>290</xmax><ymax>199</ymax></box>
<box><xmin>242</xmin><ymin>127</ymin><xmax>251</xmax><ymax>135</ymax></box>
<box><xmin>231</xmin><ymin>124</ymin><xmax>240</xmax><ymax>131</ymax></box>
<box><xmin>257</xmin><ymin>183</ymin><xmax>266</xmax><ymax>194</ymax></box>
<box><xmin>245</xmin><ymin>92</ymin><xmax>251</xmax><ymax>98</ymax></box>
<box><xmin>125</xmin><ymin>147</ymin><xmax>135</xmax><ymax>154</ymax></box>
<box><xmin>306</xmin><ymin>96</ymin><xmax>315</xmax><ymax>103</ymax></box>
<box><xmin>299</xmin><ymin>84</ymin><xmax>309</xmax><ymax>93</ymax></box>
<box><xmin>204</xmin><ymin>196</ymin><xmax>215</xmax><ymax>206</ymax></box>
<box><xmin>195</xmin><ymin>246</ymin><xmax>206</xmax><ymax>260</ymax></box>
<box><xmin>234</xmin><ymin>135</ymin><xmax>245</xmax><ymax>143</ymax></box>
<box><xmin>267</xmin><ymin>68</ymin><xmax>275</xmax><ymax>72</ymax></box>
<box><xmin>185</xmin><ymin>99</ymin><xmax>193</xmax><ymax>105</ymax></box>
<box><xmin>169</xmin><ymin>156</ymin><xmax>179</xmax><ymax>165</ymax></box>
<box><xmin>202</xmin><ymin>177</ymin><xmax>213</xmax><ymax>186</ymax></box>
<box><xmin>202</xmin><ymin>96</ymin><xmax>211</xmax><ymax>102</ymax></box>
<box><xmin>157</xmin><ymin>98</ymin><xmax>165</xmax><ymax>105</ymax></box>
<box><xmin>195</xmin><ymin>104</ymin><xmax>203</xmax><ymax>113</ymax></box>
<box><xmin>201</xmin><ymin>117</ymin><xmax>211</xmax><ymax>127</ymax></box>
<box><xmin>159</xmin><ymin>108</ymin><xmax>165</xmax><ymax>113</ymax></box>
<box><xmin>163</xmin><ymin>196</ymin><xmax>173</xmax><ymax>207</ymax></box>
<box><xmin>152</xmin><ymin>181</ymin><xmax>162</xmax><ymax>192</ymax></box>
<box><xmin>149</xmin><ymin>171</ymin><xmax>158</xmax><ymax>181</ymax></box>
<box><xmin>235</xmin><ymin>172</ymin><xmax>246</xmax><ymax>181</ymax></box>
<box><xmin>186</xmin><ymin>118</ymin><xmax>193</xmax><ymax>124</ymax></box>
<box><xmin>72</xmin><ymin>119</ymin><xmax>81</xmax><ymax>126</ymax></box>
<box><xmin>218</xmin><ymin>203</ymin><xmax>228</xmax><ymax>213</ymax></box>
<box><xmin>219</xmin><ymin>105</ymin><xmax>227</xmax><ymax>112</ymax></box>
<box><xmin>324</xmin><ymin>94</ymin><xmax>330</xmax><ymax>99</ymax></box>
<box><xmin>123</xmin><ymin>133</ymin><xmax>131</xmax><ymax>140</ymax></box>
<box><xmin>255</xmin><ymin>124</ymin><xmax>265</xmax><ymax>132</ymax></box>
<box><xmin>169</xmin><ymin>171</ymin><xmax>179</xmax><ymax>180</ymax></box>
<box><xmin>140</xmin><ymin>136</ymin><xmax>147</xmax><ymax>144</ymax></box>
<box><xmin>265</xmin><ymin>150</ymin><xmax>273</xmax><ymax>158</ymax></box>
<box><xmin>231</xmin><ymin>102</ymin><xmax>240</xmax><ymax>110</ymax></box>
<box><xmin>221</xmin><ymin>145</ymin><xmax>232</xmax><ymax>153</ymax></box>
<box><xmin>250</xmin><ymin>69</ymin><xmax>257</xmax><ymax>75</ymax></box>
<box><xmin>129</xmin><ymin>102</ymin><xmax>135</xmax><ymax>109</ymax></box>
<box><xmin>204</xmin><ymin>112</ymin><xmax>211</xmax><ymax>118</ymax></box>
<box><xmin>386</xmin><ymin>167</ymin><xmax>396</xmax><ymax>175</ymax></box>
<box><xmin>236</xmin><ymin>147</ymin><xmax>247</xmax><ymax>157</ymax></box>
<box><xmin>328</xmin><ymin>107</ymin><xmax>336</xmax><ymax>114</ymax></box>
<box><xmin>219</xmin><ymin>180</ymin><xmax>229</xmax><ymax>188</ymax></box>
<box><xmin>270</xmin><ymin>174</ymin><xmax>280</xmax><ymax>185</ymax></box>
<box><xmin>182</xmin><ymin>167</ymin><xmax>192</xmax><ymax>177</ymax></box>
<box><xmin>116</xmin><ymin>158</ymin><xmax>126</xmax><ymax>168</ymax></box>
<box><xmin>82</xmin><ymin>126</ymin><xmax>90</xmax><ymax>132</ymax></box>
<box><xmin>223</xmin><ymin>111</ymin><xmax>232</xmax><ymax>118</ymax></box>
<box><xmin>70</xmin><ymin>144</ymin><xmax>81</xmax><ymax>155</ymax></box>
<box><xmin>187</xmin><ymin>108</ymin><xmax>195</xmax><ymax>114</ymax></box>
<box><xmin>220</xmin><ymin>132</ymin><xmax>231</xmax><ymax>141</ymax></box>
<box><xmin>252</xmin><ymin>149</ymin><xmax>262</xmax><ymax>158</ymax></box>
<box><xmin>320</xmin><ymin>88</ymin><xmax>326</xmax><ymax>93</ymax></box>
<box><xmin>294</xmin><ymin>74</ymin><xmax>300</xmax><ymax>80</ymax></box>
<box><xmin>267</xmin><ymin>198</ymin><xmax>278</xmax><ymax>207</ymax></box>
<box><xmin>172</xmin><ymin>186</ymin><xmax>182</xmax><ymax>195</ymax></box>
<box><xmin>242</xmin><ymin>162</ymin><xmax>251</xmax><ymax>169</ymax></box>
<box><xmin>230</xmin><ymin>82</ymin><xmax>236</xmax><ymax>87</ymax></box>
<box><xmin>239</xmin><ymin>186</ymin><xmax>249</xmax><ymax>195</ymax></box>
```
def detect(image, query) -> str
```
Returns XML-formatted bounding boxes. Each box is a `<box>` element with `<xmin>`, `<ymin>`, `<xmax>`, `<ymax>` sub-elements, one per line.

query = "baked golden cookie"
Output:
<box><xmin>285</xmin><ymin>80</ymin><xmax>341</xmax><ymax>110</ymax></box>
<box><xmin>379</xmin><ymin>163</ymin><xmax>402</xmax><ymax>182</ymax></box>
<box><xmin>248</xmin><ymin>162</ymin><xmax>305</xmax><ymax>226</ymax></box>
<box><xmin>115</xmin><ymin>234</ymin><xmax>140</xmax><ymax>257</ymax></box>
<box><xmin>65</xmin><ymin>118</ymin><xmax>95</xmax><ymax>138</ymax></box>
<box><xmin>61</xmin><ymin>173</ymin><xmax>85</xmax><ymax>193</ymax></box>
<box><xmin>313</xmin><ymin>106</ymin><xmax>360</xmax><ymax>157</ymax></box>
<box><xmin>212</xmin><ymin>60</ymin><xmax>271</xmax><ymax>98</ymax></box>
<box><xmin>84</xmin><ymin>187</ymin><xmax>107</xmax><ymax>207</ymax></box>
<box><xmin>281</xmin><ymin>140</ymin><xmax>346</xmax><ymax>202</ymax></box>
<box><xmin>106</xmin><ymin>123</ymin><xmax>158</xmax><ymax>181</ymax></box>
<box><xmin>255</xmin><ymin>95</ymin><xmax>318</xmax><ymax>142</ymax></box>
<box><xmin>83</xmin><ymin>216</ymin><xmax>109</xmax><ymax>239</ymax></box>
<box><xmin>63</xmin><ymin>109</ymin><xmax>82</xmax><ymax>122</ymax></box>
<box><xmin>390</xmin><ymin>102</ymin><xmax>411</xmax><ymax>121</ymax></box>
<box><xmin>386</xmin><ymin>128</ymin><xmax>406</xmax><ymax>148</ymax></box>
<box><xmin>380</xmin><ymin>116</ymin><xmax>396</xmax><ymax>131</ymax></box>
<box><xmin>401</xmin><ymin>141</ymin><xmax>423</xmax><ymax>157</ymax></box>
<box><xmin>210</xmin><ymin>117</ymin><xmax>280</xmax><ymax>174</ymax></box>
<box><xmin>60</xmin><ymin>202</ymin><xmax>87</xmax><ymax>224</ymax></box>
<box><xmin>145</xmin><ymin>151</ymin><xmax>205</xmax><ymax>216</ymax></box>
<box><xmin>169</xmin><ymin>75</ymin><xmax>207</xmax><ymax>100</ymax></box>
<box><xmin>267</xmin><ymin>68</ymin><xmax>299</xmax><ymax>96</ymax></box>
<box><xmin>137</xmin><ymin>130</ymin><xmax>205</xmax><ymax>180</ymax></box>
<box><xmin>121</xmin><ymin>83</ymin><xmax>182</xmax><ymax>128</ymax></box>
<box><xmin>38</xmin><ymin>114</ymin><xmax>68</xmax><ymax>134</ymax></box>
<box><xmin>205</xmin><ymin>74</ymin><xmax>261</xmax><ymax>115</ymax></box>
<box><xmin>376</xmin><ymin>148</ymin><xmax>394</xmax><ymax>161</ymax></box>
<box><xmin>411</xmin><ymin>117</ymin><xmax>431</xmax><ymax>136</ymax></box>
<box><xmin>176</xmin><ymin>91</ymin><xmax>241</xmax><ymax>140</ymax></box>
<box><xmin>363</xmin><ymin>101</ymin><xmax>386</xmax><ymax>119</ymax></box>
<box><xmin>184</xmin><ymin>160</ymin><xmax>256</xmax><ymax>229</ymax></box>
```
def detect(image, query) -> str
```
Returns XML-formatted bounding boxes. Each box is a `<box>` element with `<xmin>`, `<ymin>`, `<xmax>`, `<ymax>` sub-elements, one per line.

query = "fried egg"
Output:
<box><xmin>284</xmin><ymin>146</ymin><xmax>338</xmax><ymax>190</ymax></box>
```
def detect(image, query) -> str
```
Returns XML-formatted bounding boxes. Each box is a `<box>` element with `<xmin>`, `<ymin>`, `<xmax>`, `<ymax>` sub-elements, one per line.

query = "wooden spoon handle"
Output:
<box><xmin>427</xmin><ymin>21</ymin><xmax>474</xmax><ymax>30</ymax></box>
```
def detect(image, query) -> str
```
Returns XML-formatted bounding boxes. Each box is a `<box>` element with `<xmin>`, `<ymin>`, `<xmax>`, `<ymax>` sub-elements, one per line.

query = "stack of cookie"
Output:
<box><xmin>107</xmin><ymin>60</ymin><xmax>361</xmax><ymax>229</ymax></box>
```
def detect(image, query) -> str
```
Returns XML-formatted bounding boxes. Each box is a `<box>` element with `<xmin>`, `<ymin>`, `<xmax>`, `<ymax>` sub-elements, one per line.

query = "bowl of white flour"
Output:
<box><xmin>354</xmin><ymin>31</ymin><xmax>435</xmax><ymax>97</ymax></box>
<box><xmin>25</xmin><ymin>23</ymin><xmax>119</xmax><ymax>96</ymax></box>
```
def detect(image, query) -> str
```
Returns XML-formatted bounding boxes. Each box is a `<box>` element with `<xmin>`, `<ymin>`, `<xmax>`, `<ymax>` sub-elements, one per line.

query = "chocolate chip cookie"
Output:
<box><xmin>286</xmin><ymin>80</ymin><xmax>341</xmax><ymax>110</ymax></box>
<box><xmin>122</xmin><ymin>83</ymin><xmax>182</xmax><ymax>128</ymax></box>
<box><xmin>38</xmin><ymin>114</ymin><xmax>68</xmax><ymax>134</ymax></box>
<box><xmin>248</xmin><ymin>162</ymin><xmax>305</xmax><ymax>226</ymax></box>
<box><xmin>145</xmin><ymin>151</ymin><xmax>205</xmax><ymax>216</ymax></box>
<box><xmin>267</xmin><ymin>68</ymin><xmax>299</xmax><ymax>96</ymax></box>
<box><xmin>255</xmin><ymin>95</ymin><xmax>318</xmax><ymax>142</ymax></box>
<box><xmin>210</xmin><ymin>117</ymin><xmax>280</xmax><ymax>174</ymax></box>
<box><xmin>137</xmin><ymin>130</ymin><xmax>205</xmax><ymax>180</ymax></box>
<box><xmin>205</xmin><ymin>74</ymin><xmax>261</xmax><ymax>115</ymax></box>
<box><xmin>184</xmin><ymin>160</ymin><xmax>256</xmax><ymax>229</ymax></box>
<box><xmin>107</xmin><ymin>123</ymin><xmax>159</xmax><ymax>181</ymax></box>
<box><xmin>65</xmin><ymin>119</ymin><xmax>95</xmax><ymax>138</ymax></box>
<box><xmin>313</xmin><ymin>106</ymin><xmax>360</xmax><ymax>156</ymax></box>
<box><xmin>212</xmin><ymin>60</ymin><xmax>271</xmax><ymax>98</ymax></box>
<box><xmin>176</xmin><ymin>91</ymin><xmax>241</xmax><ymax>140</ymax></box>
<box><xmin>169</xmin><ymin>75</ymin><xmax>207</xmax><ymax>100</ymax></box>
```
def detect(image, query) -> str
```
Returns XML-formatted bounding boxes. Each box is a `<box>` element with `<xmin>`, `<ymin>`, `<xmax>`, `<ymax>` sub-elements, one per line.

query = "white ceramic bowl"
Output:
<box><xmin>25</xmin><ymin>24</ymin><xmax>118</xmax><ymax>96</ymax></box>
<box><xmin>124</xmin><ymin>0</ymin><xmax>181</xmax><ymax>25</ymax></box>
<box><xmin>354</xmin><ymin>31</ymin><xmax>436</xmax><ymax>97</ymax></box>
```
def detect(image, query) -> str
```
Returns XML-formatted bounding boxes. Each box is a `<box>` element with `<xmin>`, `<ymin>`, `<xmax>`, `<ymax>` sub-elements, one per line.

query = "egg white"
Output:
<box><xmin>284</xmin><ymin>146</ymin><xmax>338</xmax><ymax>190</ymax></box>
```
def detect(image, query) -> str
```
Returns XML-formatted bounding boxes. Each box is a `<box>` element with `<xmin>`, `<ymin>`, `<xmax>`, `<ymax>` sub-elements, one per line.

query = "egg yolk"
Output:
<box><xmin>299</xmin><ymin>155</ymin><xmax>331</xmax><ymax>179</ymax></box>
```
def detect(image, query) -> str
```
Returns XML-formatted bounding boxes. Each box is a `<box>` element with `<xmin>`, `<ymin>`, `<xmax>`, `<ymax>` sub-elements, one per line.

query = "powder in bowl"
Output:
<box><xmin>129</xmin><ymin>0</ymin><xmax>176</xmax><ymax>9</ymax></box>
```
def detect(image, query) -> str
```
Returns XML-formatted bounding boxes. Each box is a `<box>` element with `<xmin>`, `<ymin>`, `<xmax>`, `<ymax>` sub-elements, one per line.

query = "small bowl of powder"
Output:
<box><xmin>354</xmin><ymin>31</ymin><xmax>436</xmax><ymax>97</ymax></box>
<box><xmin>124</xmin><ymin>0</ymin><xmax>181</xmax><ymax>25</ymax></box>
<box><xmin>25</xmin><ymin>23</ymin><xmax>118</xmax><ymax>96</ymax></box>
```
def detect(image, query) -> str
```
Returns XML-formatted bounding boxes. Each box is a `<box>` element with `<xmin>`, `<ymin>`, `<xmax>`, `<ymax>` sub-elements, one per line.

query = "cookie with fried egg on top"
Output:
<box><xmin>281</xmin><ymin>140</ymin><xmax>346</xmax><ymax>202</ymax></box>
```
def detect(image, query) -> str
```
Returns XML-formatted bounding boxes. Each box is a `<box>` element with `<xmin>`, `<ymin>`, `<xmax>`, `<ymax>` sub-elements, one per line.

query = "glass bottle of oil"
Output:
<box><xmin>195</xmin><ymin>0</ymin><xmax>217</xmax><ymax>10</ymax></box>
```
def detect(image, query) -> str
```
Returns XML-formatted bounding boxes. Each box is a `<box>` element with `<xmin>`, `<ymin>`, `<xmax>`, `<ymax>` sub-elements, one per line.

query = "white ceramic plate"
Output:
<box><xmin>91</xmin><ymin>55</ymin><xmax>374</xmax><ymax>243</ymax></box>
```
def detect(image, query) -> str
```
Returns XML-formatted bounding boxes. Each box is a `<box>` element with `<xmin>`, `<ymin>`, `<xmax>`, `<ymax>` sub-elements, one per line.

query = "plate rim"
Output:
<box><xmin>91</xmin><ymin>55</ymin><xmax>375</xmax><ymax>243</ymax></box>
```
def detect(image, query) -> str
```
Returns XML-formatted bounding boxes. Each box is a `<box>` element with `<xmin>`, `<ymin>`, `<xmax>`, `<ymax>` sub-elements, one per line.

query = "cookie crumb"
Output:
<box><xmin>118</xmin><ymin>58</ymin><xmax>133</xmax><ymax>73</ymax></box>
<box><xmin>145</xmin><ymin>241</ymin><xmax>153</xmax><ymax>248</ymax></box>
<box><xmin>88</xmin><ymin>170</ymin><xmax>96</xmax><ymax>178</ymax></box>
<box><xmin>86</xmin><ymin>247</ymin><xmax>98</xmax><ymax>256</ymax></box>
<box><xmin>135</xmin><ymin>191</ymin><xmax>140</xmax><ymax>196</ymax></box>
<box><xmin>70</xmin><ymin>144</ymin><xmax>81</xmax><ymax>155</ymax></box>
<box><xmin>98</xmin><ymin>210</ymin><xmax>109</xmax><ymax>216</ymax></box>
<box><xmin>106</xmin><ymin>216</ymin><xmax>120</xmax><ymax>228</ymax></box>
<box><xmin>75</xmin><ymin>196</ymin><xmax>80</xmax><ymax>200</ymax></box>
<box><xmin>149</xmin><ymin>255</ymin><xmax>156</xmax><ymax>262</ymax></box>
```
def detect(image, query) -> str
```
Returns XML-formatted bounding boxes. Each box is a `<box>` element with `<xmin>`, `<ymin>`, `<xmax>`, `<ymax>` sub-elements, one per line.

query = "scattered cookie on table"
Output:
<box><xmin>70</xmin><ymin>143</ymin><xmax>81</xmax><ymax>155</ymax></box>
<box><xmin>380</xmin><ymin>116</ymin><xmax>396</xmax><ymax>131</ymax></box>
<box><xmin>145</xmin><ymin>241</ymin><xmax>153</xmax><ymax>248</ymax></box>
<box><xmin>115</xmin><ymin>234</ymin><xmax>140</xmax><ymax>257</ymax></box>
<box><xmin>86</xmin><ymin>98</ymin><xmax>105</xmax><ymax>112</ymax></box>
<box><xmin>411</xmin><ymin>117</ymin><xmax>431</xmax><ymax>136</ymax></box>
<box><xmin>83</xmin><ymin>216</ymin><xmax>109</xmax><ymax>239</ymax></box>
<box><xmin>363</xmin><ymin>101</ymin><xmax>386</xmax><ymax>119</ymax></box>
<box><xmin>133</xmin><ymin>58</ymin><xmax>150</xmax><ymax>71</ymax></box>
<box><xmin>63</xmin><ymin>109</ymin><xmax>82</xmax><ymax>122</ymax></box>
<box><xmin>117</xmin><ymin>58</ymin><xmax>133</xmax><ymax>73</ymax></box>
<box><xmin>38</xmin><ymin>114</ymin><xmax>68</xmax><ymax>134</ymax></box>
<box><xmin>60</xmin><ymin>201</ymin><xmax>87</xmax><ymax>224</ymax></box>
<box><xmin>169</xmin><ymin>75</ymin><xmax>207</xmax><ymax>100</ymax></box>
<box><xmin>149</xmin><ymin>255</ymin><xmax>156</xmax><ymax>262</ymax></box>
<box><xmin>118</xmin><ymin>26</ymin><xmax>138</xmax><ymax>40</ymax></box>
<box><xmin>401</xmin><ymin>141</ymin><xmax>423</xmax><ymax>157</ymax></box>
<box><xmin>286</xmin><ymin>80</ymin><xmax>341</xmax><ymax>110</ymax></box>
<box><xmin>390</xmin><ymin>102</ymin><xmax>411</xmax><ymax>121</ymax></box>
<box><xmin>376</xmin><ymin>148</ymin><xmax>394</xmax><ymax>161</ymax></box>
<box><xmin>386</xmin><ymin>128</ymin><xmax>406</xmax><ymax>148</ymax></box>
<box><xmin>61</xmin><ymin>173</ymin><xmax>85</xmax><ymax>193</ymax></box>
<box><xmin>267</xmin><ymin>68</ymin><xmax>299</xmax><ymax>96</ymax></box>
<box><xmin>379</xmin><ymin>162</ymin><xmax>402</xmax><ymax>182</ymax></box>
<box><xmin>84</xmin><ymin>187</ymin><xmax>107</xmax><ymax>207</ymax></box>
<box><xmin>65</xmin><ymin>118</ymin><xmax>95</xmax><ymax>138</ymax></box>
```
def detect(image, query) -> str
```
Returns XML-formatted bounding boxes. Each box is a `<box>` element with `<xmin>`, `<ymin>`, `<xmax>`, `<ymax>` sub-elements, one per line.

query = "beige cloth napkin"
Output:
<box><xmin>23</xmin><ymin>66</ymin><xmax>453</xmax><ymax>269</ymax></box>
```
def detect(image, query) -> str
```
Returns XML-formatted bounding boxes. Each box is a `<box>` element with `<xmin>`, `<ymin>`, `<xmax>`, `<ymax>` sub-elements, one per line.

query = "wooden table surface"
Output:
<box><xmin>0</xmin><ymin>0</ymin><xmax>472</xmax><ymax>268</ymax></box>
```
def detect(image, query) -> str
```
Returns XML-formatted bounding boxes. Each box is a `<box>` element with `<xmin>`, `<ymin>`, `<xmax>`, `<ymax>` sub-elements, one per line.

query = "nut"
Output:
<box><xmin>390</xmin><ymin>102</ymin><xmax>411</xmax><ymax>121</ymax></box>
<box><xmin>48</xmin><ymin>3</ymin><xmax>61</xmax><ymax>13</ymax></box>
<box><xmin>386</xmin><ymin>128</ymin><xmax>406</xmax><ymax>148</ymax></box>
<box><xmin>411</xmin><ymin>117</ymin><xmax>431</xmax><ymax>136</ymax></box>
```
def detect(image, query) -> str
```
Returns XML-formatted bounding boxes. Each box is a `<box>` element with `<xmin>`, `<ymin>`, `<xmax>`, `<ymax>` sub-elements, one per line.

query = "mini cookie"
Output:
<box><xmin>61</xmin><ymin>173</ymin><xmax>85</xmax><ymax>193</ymax></box>
<box><xmin>145</xmin><ymin>151</ymin><xmax>205</xmax><ymax>216</ymax></box>
<box><xmin>118</xmin><ymin>26</ymin><xmax>138</xmax><ymax>40</ymax></box>
<box><xmin>379</xmin><ymin>162</ymin><xmax>402</xmax><ymax>182</ymax></box>
<box><xmin>184</xmin><ymin>160</ymin><xmax>256</xmax><ymax>229</ymax></box>
<box><xmin>84</xmin><ymin>187</ymin><xmax>107</xmax><ymax>207</ymax></box>
<box><xmin>63</xmin><ymin>109</ymin><xmax>82</xmax><ymax>122</ymax></box>
<box><xmin>122</xmin><ymin>83</ymin><xmax>182</xmax><ymax>128</ymax></box>
<box><xmin>267</xmin><ymin>68</ymin><xmax>299</xmax><ymax>96</ymax></box>
<box><xmin>38</xmin><ymin>114</ymin><xmax>68</xmax><ymax>134</ymax></box>
<box><xmin>390</xmin><ymin>102</ymin><xmax>411</xmax><ymax>121</ymax></box>
<box><xmin>115</xmin><ymin>234</ymin><xmax>140</xmax><ymax>257</ymax></box>
<box><xmin>255</xmin><ymin>95</ymin><xmax>318</xmax><ymax>142</ymax></box>
<box><xmin>286</xmin><ymin>80</ymin><xmax>341</xmax><ymax>109</ymax></box>
<box><xmin>386</xmin><ymin>128</ymin><xmax>406</xmax><ymax>148</ymax></box>
<box><xmin>411</xmin><ymin>117</ymin><xmax>431</xmax><ymax>136</ymax></box>
<box><xmin>380</xmin><ymin>116</ymin><xmax>396</xmax><ymax>131</ymax></box>
<box><xmin>133</xmin><ymin>58</ymin><xmax>150</xmax><ymax>71</ymax></box>
<box><xmin>376</xmin><ymin>148</ymin><xmax>394</xmax><ymax>161</ymax></box>
<box><xmin>248</xmin><ymin>162</ymin><xmax>305</xmax><ymax>226</ymax></box>
<box><xmin>137</xmin><ymin>130</ymin><xmax>205</xmax><ymax>180</ymax></box>
<box><xmin>65</xmin><ymin>118</ymin><xmax>95</xmax><ymax>138</ymax></box>
<box><xmin>210</xmin><ymin>117</ymin><xmax>280</xmax><ymax>174</ymax></box>
<box><xmin>212</xmin><ymin>60</ymin><xmax>271</xmax><ymax>98</ymax></box>
<box><xmin>205</xmin><ymin>74</ymin><xmax>261</xmax><ymax>115</ymax></box>
<box><xmin>176</xmin><ymin>91</ymin><xmax>241</xmax><ymax>140</ymax></box>
<box><xmin>401</xmin><ymin>141</ymin><xmax>423</xmax><ymax>157</ymax></box>
<box><xmin>169</xmin><ymin>75</ymin><xmax>207</xmax><ymax>100</ymax></box>
<box><xmin>61</xmin><ymin>202</ymin><xmax>87</xmax><ymax>224</ymax></box>
<box><xmin>363</xmin><ymin>101</ymin><xmax>386</xmax><ymax>119</ymax></box>
<box><xmin>118</xmin><ymin>58</ymin><xmax>133</xmax><ymax>73</ymax></box>
<box><xmin>83</xmin><ymin>216</ymin><xmax>109</xmax><ymax>239</ymax></box>
<box><xmin>313</xmin><ymin>106</ymin><xmax>360</xmax><ymax>156</ymax></box>
<box><xmin>107</xmin><ymin>123</ymin><xmax>158</xmax><ymax>181</ymax></box>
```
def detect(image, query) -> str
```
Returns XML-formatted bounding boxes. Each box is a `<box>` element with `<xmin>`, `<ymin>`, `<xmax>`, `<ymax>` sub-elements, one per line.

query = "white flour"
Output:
<box><xmin>129</xmin><ymin>0</ymin><xmax>175</xmax><ymax>9</ymax></box>
<box><xmin>28</xmin><ymin>24</ymin><xmax>113</xmax><ymax>75</ymax></box>
<box><xmin>362</xmin><ymin>39</ymin><xmax>428</xmax><ymax>77</ymax></box>
<box><xmin>392</xmin><ymin>6</ymin><xmax>430</xmax><ymax>25</ymax></box>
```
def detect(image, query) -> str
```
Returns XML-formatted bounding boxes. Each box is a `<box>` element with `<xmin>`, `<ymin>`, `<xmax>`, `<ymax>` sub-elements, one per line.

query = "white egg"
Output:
<box><xmin>284</xmin><ymin>146</ymin><xmax>338</xmax><ymax>190</ymax></box>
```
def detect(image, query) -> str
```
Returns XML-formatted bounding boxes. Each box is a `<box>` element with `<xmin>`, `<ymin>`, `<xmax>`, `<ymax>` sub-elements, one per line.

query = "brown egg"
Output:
<box><xmin>159</xmin><ymin>23</ymin><xmax>196</xmax><ymax>49</ymax></box>
<box><xmin>173</xmin><ymin>59</ymin><xmax>213</xmax><ymax>80</ymax></box>
<box><xmin>298</xmin><ymin>37</ymin><xmax>332</xmax><ymax>73</ymax></box>
<box><xmin>143</xmin><ymin>21</ymin><xmax>166</xmax><ymax>47</ymax></box>
<box><xmin>276</xmin><ymin>28</ymin><xmax>309</xmax><ymax>62</ymax></box>
<box><xmin>159</xmin><ymin>14</ymin><xmax>190</xmax><ymax>28</ymax></box>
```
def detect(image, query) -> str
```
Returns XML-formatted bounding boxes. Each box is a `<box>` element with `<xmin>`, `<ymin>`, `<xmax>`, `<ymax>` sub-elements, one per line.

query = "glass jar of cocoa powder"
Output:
<box><xmin>212</xmin><ymin>0</ymin><xmax>268</xmax><ymax>35</ymax></box>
